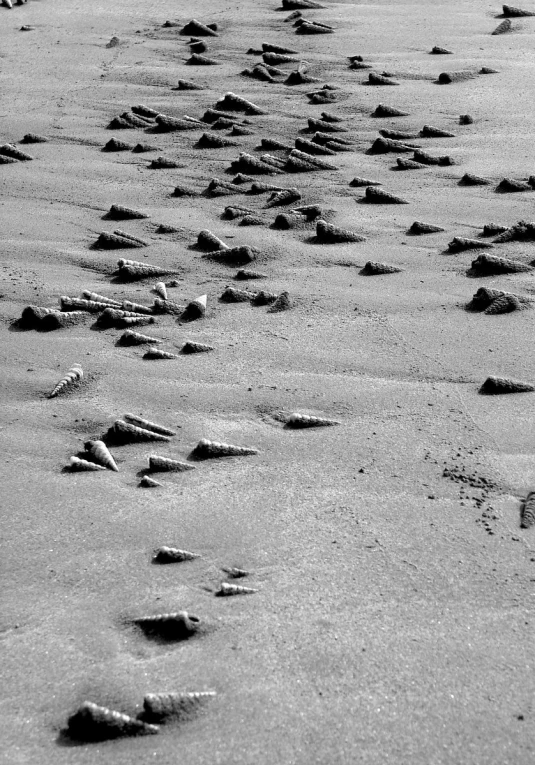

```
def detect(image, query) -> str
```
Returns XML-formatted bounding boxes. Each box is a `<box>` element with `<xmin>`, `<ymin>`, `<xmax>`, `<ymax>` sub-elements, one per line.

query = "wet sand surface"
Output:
<box><xmin>2</xmin><ymin>1</ymin><xmax>535</xmax><ymax>763</ymax></box>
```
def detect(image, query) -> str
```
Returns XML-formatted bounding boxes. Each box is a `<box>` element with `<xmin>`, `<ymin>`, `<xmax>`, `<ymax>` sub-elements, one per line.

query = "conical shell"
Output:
<box><xmin>69</xmin><ymin>456</ymin><xmax>106</xmax><ymax>472</ymax></box>
<box><xmin>215</xmin><ymin>92</ymin><xmax>265</xmax><ymax>115</ymax></box>
<box><xmin>48</xmin><ymin>365</ymin><xmax>83</xmax><ymax>398</ymax></box>
<box><xmin>430</xmin><ymin>46</ymin><xmax>453</xmax><ymax>54</ymax></box>
<box><xmin>459</xmin><ymin>173</ymin><xmax>491</xmax><ymax>186</ymax></box>
<box><xmin>144</xmin><ymin>348</ymin><xmax>178</xmax><ymax>360</ymax></box>
<box><xmin>60</xmin><ymin>296</ymin><xmax>112</xmax><ymax>313</ymax></box>
<box><xmin>84</xmin><ymin>440</ymin><xmax>119</xmax><ymax>471</ymax></box>
<box><xmin>420</xmin><ymin>125</ymin><xmax>455</xmax><ymax>138</ymax></box>
<box><xmin>396</xmin><ymin>157</ymin><xmax>426</xmax><ymax>169</ymax></box>
<box><xmin>133</xmin><ymin>611</ymin><xmax>200</xmax><ymax>640</ymax></box>
<box><xmin>131</xmin><ymin>104</ymin><xmax>159</xmax><ymax>118</ymax></box>
<box><xmin>82</xmin><ymin>291</ymin><xmax>121</xmax><ymax>307</ymax></box>
<box><xmin>364</xmin><ymin>186</ymin><xmax>408</xmax><ymax>204</ymax></box>
<box><xmin>361</xmin><ymin>261</ymin><xmax>403</xmax><ymax>275</ymax></box>
<box><xmin>521</xmin><ymin>492</ymin><xmax>535</xmax><ymax>528</ymax></box>
<box><xmin>0</xmin><ymin>143</ymin><xmax>33</xmax><ymax>161</ymax></box>
<box><xmin>448</xmin><ymin>237</ymin><xmax>492</xmax><ymax>252</ymax></box>
<box><xmin>108</xmin><ymin>420</ymin><xmax>171</xmax><ymax>443</ymax></box>
<box><xmin>496</xmin><ymin>177</ymin><xmax>531</xmax><ymax>192</ymax></box>
<box><xmin>220</xmin><ymin>286</ymin><xmax>256</xmax><ymax>303</ymax></box>
<box><xmin>121</xmin><ymin>300</ymin><xmax>153</xmax><ymax>315</ymax></box>
<box><xmin>369</xmin><ymin>137</ymin><xmax>416</xmax><ymax>154</ymax></box>
<box><xmin>139</xmin><ymin>476</ymin><xmax>162</xmax><ymax>488</ymax></box>
<box><xmin>96</xmin><ymin>308</ymin><xmax>156</xmax><ymax>328</ymax></box>
<box><xmin>479</xmin><ymin>376</ymin><xmax>535</xmax><ymax>395</ymax></box>
<box><xmin>265</xmin><ymin>188</ymin><xmax>302</xmax><ymax>208</ymax></box>
<box><xmin>143</xmin><ymin>692</ymin><xmax>216</xmax><ymax>723</ymax></box>
<box><xmin>289</xmin><ymin>149</ymin><xmax>337</xmax><ymax>170</ymax></box>
<box><xmin>183</xmin><ymin>294</ymin><xmax>207</xmax><ymax>320</ymax></box>
<box><xmin>107</xmin><ymin>204</ymin><xmax>148</xmax><ymax>220</ymax></box>
<box><xmin>197</xmin><ymin>230</ymin><xmax>229</xmax><ymax>251</ymax></box>
<box><xmin>350</xmin><ymin>176</ymin><xmax>381</xmax><ymax>187</ymax></box>
<box><xmin>216</xmin><ymin>582</ymin><xmax>258</xmax><ymax>596</ymax></box>
<box><xmin>413</xmin><ymin>149</ymin><xmax>452</xmax><ymax>166</ymax></box>
<box><xmin>153</xmin><ymin>282</ymin><xmax>167</xmax><ymax>300</ymax></box>
<box><xmin>103</xmin><ymin>138</ymin><xmax>133</xmax><ymax>152</ymax></box>
<box><xmin>222</xmin><ymin>567</ymin><xmax>249</xmax><ymax>578</ymax></box>
<box><xmin>484</xmin><ymin>294</ymin><xmax>523</xmax><ymax>314</ymax></box>
<box><xmin>118</xmin><ymin>330</ymin><xmax>163</xmax><ymax>346</ymax></box>
<box><xmin>192</xmin><ymin>438</ymin><xmax>259</xmax><ymax>458</ymax></box>
<box><xmin>471</xmin><ymin>254</ymin><xmax>532</xmax><ymax>275</ymax></box>
<box><xmin>268</xmin><ymin>291</ymin><xmax>292</xmax><ymax>312</ymax></box>
<box><xmin>492</xmin><ymin>18</ymin><xmax>512</xmax><ymax>34</ymax></box>
<box><xmin>408</xmin><ymin>221</ymin><xmax>445</xmax><ymax>235</ymax></box>
<box><xmin>181</xmin><ymin>19</ymin><xmax>219</xmax><ymax>36</ymax></box>
<box><xmin>503</xmin><ymin>5</ymin><xmax>535</xmax><ymax>16</ymax></box>
<box><xmin>368</xmin><ymin>71</ymin><xmax>400</xmax><ymax>86</ymax></box>
<box><xmin>181</xmin><ymin>341</ymin><xmax>214</xmax><ymax>354</ymax></box>
<box><xmin>372</xmin><ymin>104</ymin><xmax>409</xmax><ymax>117</ymax></box>
<box><xmin>186</xmin><ymin>53</ymin><xmax>219</xmax><ymax>66</ymax></box>
<box><xmin>96</xmin><ymin>232</ymin><xmax>144</xmax><ymax>249</ymax></box>
<box><xmin>149</xmin><ymin>455</ymin><xmax>195</xmax><ymax>472</ymax></box>
<box><xmin>67</xmin><ymin>701</ymin><xmax>159</xmax><ymax>741</ymax></box>
<box><xmin>153</xmin><ymin>547</ymin><xmax>200</xmax><ymax>563</ymax></box>
<box><xmin>124</xmin><ymin>414</ymin><xmax>176</xmax><ymax>436</ymax></box>
<box><xmin>40</xmin><ymin>311</ymin><xmax>88</xmax><ymax>331</ymax></box>
<box><xmin>286</xmin><ymin>413</ymin><xmax>341</xmax><ymax>428</ymax></box>
<box><xmin>316</xmin><ymin>219</ymin><xmax>365</xmax><ymax>243</ymax></box>
<box><xmin>235</xmin><ymin>269</ymin><xmax>268</xmax><ymax>280</ymax></box>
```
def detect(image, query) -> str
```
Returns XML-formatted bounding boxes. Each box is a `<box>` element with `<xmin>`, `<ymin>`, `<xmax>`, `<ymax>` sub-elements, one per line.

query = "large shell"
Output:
<box><xmin>82</xmin><ymin>291</ymin><xmax>121</xmax><ymax>307</ymax></box>
<box><xmin>364</xmin><ymin>186</ymin><xmax>409</xmax><ymax>204</ymax></box>
<box><xmin>84</xmin><ymin>440</ymin><xmax>119</xmax><ymax>471</ymax></box>
<box><xmin>67</xmin><ymin>701</ymin><xmax>159</xmax><ymax>741</ymax></box>
<box><xmin>107</xmin><ymin>420</ymin><xmax>171</xmax><ymax>443</ymax></box>
<box><xmin>121</xmin><ymin>300</ymin><xmax>154</xmax><ymax>315</ymax></box>
<box><xmin>191</xmin><ymin>438</ymin><xmax>259</xmax><ymax>458</ymax></box>
<box><xmin>148</xmin><ymin>455</ymin><xmax>195</xmax><ymax>472</ymax></box>
<box><xmin>182</xmin><ymin>294</ymin><xmax>207</xmax><ymax>320</ymax></box>
<box><xmin>124</xmin><ymin>413</ymin><xmax>175</xmax><ymax>436</ymax></box>
<box><xmin>316</xmin><ymin>219</ymin><xmax>365</xmax><ymax>243</ymax></box>
<box><xmin>143</xmin><ymin>348</ymin><xmax>178</xmax><ymax>360</ymax></box>
<box><xmin>197</xmin><ymin>229</ymin><xmax>229</xmax><ymax>251</ymax></box>
<box><xmin>153</xmin><ymin>282</ymin><xmax>167</xmax><ymax>300</ymax></box>
<box><xmin>48</xmin><ymin>365</ymin><xmax>83</xmax><ymax>398</ymax></box>
<box><xmin>133</xmin><ymin>611</ymin><xmax>200</xmax><ymax>640</ymax></box>
<box><xmin>143</xmin><ymin>692</ymin><xmax>215</xmax><ymax>723</ymax></box>
<box><xmin>181</xmin><ymin>341</ymin><xmax>214</xmax><ymax>354</ymax></box>
<box><xmin>215</xmin><ymin>92</ymin><xmax>265</xmax><ymax>115</ymax></box>
<box><xmin>153</xmin><ymin>547</ymin><xmax>201</xmax><ymax>563</ymax></box>
<box><xmin>118</xmin><ymin>330</ymin><xmax>163</xmax><ymax>346</ymax></box>
<box><xmin>479</xmin><ymin>376</ymin><xmax>535</xmax><ymax>395</ymax></box>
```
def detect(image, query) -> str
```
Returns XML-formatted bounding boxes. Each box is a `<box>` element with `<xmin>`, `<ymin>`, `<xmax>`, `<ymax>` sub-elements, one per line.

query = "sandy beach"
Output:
<box><xmin>2</xmin><ymin>1</ymin><xmax>535</xmax><ymax>762</ymax></box>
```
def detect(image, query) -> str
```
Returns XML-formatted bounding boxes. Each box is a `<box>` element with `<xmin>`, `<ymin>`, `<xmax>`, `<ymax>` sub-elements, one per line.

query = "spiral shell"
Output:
<box><xmin>479</xmin><ymin>376</ymin><xmax>535</xmax><ymax>395</ymax></box>
<box><xmin>181</xmin><ymin>341</ymin><xmax>214</xmax><ymax>354</ymax></box>
<box><xmin>82</xmin><ymin>291</ymin><xmax>121</xmax><ymax>307</ymax></box>
<box><xmin>521</xmin><ymin>492</ymin><xmax>535</xmax><ymax>529</ymax></box>
<box><xmin>121</xmin><ymin>300</ymin><xmax>154</xmax><ymax>315</ymax></box>
<box><xmin>216</xmin><ymin>582</ymin><xmax>258</xmax><ymax>596</ymax></box>
<box><xmin>153</xmin><ymin>282</ymin><xmax>167</xmax><ymax>300</ymax></box>
<box><xmin>192</xmin><ymin>438</ymin><xmax>259</xmax><ymax>458</ymax></box>
<box><xmin>124</xmin><ymin>414</ymin><xmax>176</xmax><ymax>436</ymax></box>
<box><xmin>139</xmin><ymin>476</ymin><xmax>162</xmax><ymax>488</ymax></box>
<box><xmin>148</xmin><ymin>455</ymin><xmax>195</xmax><ymax>472</ymax></box>
<box><xmin>286</xmin><ymin>413</ymin><xmax>341</xmax><ymax>428</ymax></box>
<box><xmin>181</xmin><ymin>294</ymin><xmax>207</xmax><ymax>320</ymax></box>
<box><xmin>143</xmin><ymin>348</ymin><xmax>178</xmax><ymax>360</ymax></box>
<box><xmin>107</xmin><ymin>420</ymin><xmax>171</xmax><ymax>443</ymax></box>
<box><xmin>84</xmin><ymin>440</ymin><xmax>118</xmax><ymax>471</ymax></box>
<box><xmin>48</xmin><ymin>365</ymin><xmax>83</xmax><ymax>398</ymax></box>
<box><xmin>153</xmin><ymin>547</ymin><xmax>200</xmax><ymax>563</ymax></box>
<box><xmin>69</xmin><ymin>456</ymin><xmax>106</xmax><ymax>472</ymax></box>
<box><xmin>133</xmin><ymin>611</ymin><xmax>200</xmax><ymax>640</ymax></box>
<box><xmin>222</xmin><ymin>566</ymin><xmax>249</xmax><ymax>578</ymax></box>
<box><xmin>142</xmin><ymin>692</ymin><xmax>215</xmax><ymax>723</ymax></box>
<box><xmin>60</xmin><ymin>296</ymin><xmax>112</xmax><ymax>313</ymax></box>
<box><xmin>118</xmin><ymin>330</ymin><xmax>163</xmax><ymax>346</ymax></box>
<box><xmin>67</xmin><ymin>701</ymin><xmax>159</xmax><ymax>741</ymax></box>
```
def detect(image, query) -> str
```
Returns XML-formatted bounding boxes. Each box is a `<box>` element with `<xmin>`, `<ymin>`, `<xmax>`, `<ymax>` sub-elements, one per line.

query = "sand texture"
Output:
<box><xmin>2</xmin><ymin>0</ymin><xmax>535</xmax><ymax>763</ymax></box>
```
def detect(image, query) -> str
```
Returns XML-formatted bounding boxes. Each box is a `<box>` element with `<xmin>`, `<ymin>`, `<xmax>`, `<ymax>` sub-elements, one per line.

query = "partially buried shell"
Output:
<box><xmin>48</xmin><ymin>364</ymin><xmax>83</xmax><ymax>398</ymax></box>
<box><xmin>106</xmin><ymin>420</ymin><xmax>171</xmax><ymax>443</ymax></box>
<box><xmin>143</xmin><ymin>348</ymin><xmax>178</xmax><ymax>360</ymax></box>
<box><xmin>84</xmin><ymin>440</ymin><xmax>119</xmax><ymax>471</ymax></box>
<box><xmin>139</xmin><ymin>476</ymin><xmax>162</xmax><ymax>488</ymax></box>
<box><xmin>479</xmin><ymin>376</ymin><xmax>535</xmax><ymax>395</ymax></box>
<box><xmin>118</xmin><ymin>330</ymin><xmax>163</xmax><ymax>346</ymax></box>
<box><xmin>191</xmin><ymin>438</ymin><xmax>259</xmax><ymax>458</ymax></box>
<box><xmin>133</xmin><ymin>611</ymin><xmax>200</xmax><ymax>640</ymax></box>
<box><xmin>124</xmin><ymin>414</ymin><xmax>176</xmax><ymax>436</ymax></box>
<box><xmin>142</xmin><ymin>692</ymin><xmax>216</xmax><ymax>723</ymax></box>
<box><xmin>148</xmin><ymin>455</ymin><xmax>195</xmax><ymax>472</ymax></box>
<box><xmin>153</xmin><ymin>546</ymin><xmax>200</xmax><ymax>563</ymax></box>
<box><xmin>68</xmin><ymin>456</ymin><xmax>106</xmax><ymax>472</ymax></box>
<box><xmin>181</xmin><ymin>341</ymin><xmax>214</xmax><ymax>354</ymax></box>
<box><xmin>521</xmin><ymin>492</ymin><xmax>535</xmax><ymax>529</ymax></box>
<box><xmin>286</xmin><ymin>413</ymin><xmax>341</xmax><ymax>428</ymax></box>
<box><xmin>66</xmin><ymin>701</ymin><xmax>159</xmax><ymax>742</ymax></box>
<box><xmin>153</xmin><ymin>282</ymin><xmax>167</xmax><ymax>300</ymax></box>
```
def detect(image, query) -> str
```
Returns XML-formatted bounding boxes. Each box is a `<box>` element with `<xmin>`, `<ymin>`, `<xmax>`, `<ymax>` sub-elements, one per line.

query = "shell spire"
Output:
<box><xmin>48</xmin><ymin>364</ymin><xmax>83</xmax><ymax>398</ymax></box>
<box><xmin>107</xmin><ymin>420</ymin><xmax>171</xmax><ymax>443</ymax></box>
<box><xmin>216</xmin><ymin>582</ymin><xmax>258</xmax><ymax>596</ymax></box>
<box><xmin>143</xmin><ymin>692</ymin><xmax>216</xmax><ymax>723</ymax></box>
<box><xmin>139</xmin><ymin>476</ymin><xmax>162</xmax><ymax>488</ymax></box>
<box><xmin>148</xmin><ymin>455</ymin><xmax>195</xmax><ymax>472</ymax></box>
<box><xmin>143</xmin><ymin>348</ymin><xmax>179</xmax><ymax>360</ymax></box>
<box><xmin>153</xmin><ymin>282</ymin><xmax>168</xmax><ymax>300</ymax></box>
<box><xmin>133</xmin><ymin>611</ymin><xmax>200</xmax><ymax>640</ymax></box>
<box><xmin>191</xmin><ymin>438</ymin><xmax>259</xmax><ymax>458</ymax></box>
<box><xmin>153</xmin><ymin>546</ymin><xmax>201</xmax><ymax>563</ymax></box>
<box><xmin>66</xmin><ymin>701</ymin><xmax>159</xmax><ymax>741</ymax></box>
<box><xmin>68</xmin><ymin>456</ymin><xmax>106</xmax><ymax>472</ymax></box>
<box><xmin>286</xmin><ymin>413</ymin><xmax>341</xmax><ymax>428</ymax></box>
<box><xmin>84</xmin><ymin>440</ymin><xmax>119</xmax><ymax>471</ymax></box>
<box><xmin>124</xmin><ymin>414</ymin><xmax>176</xmax><ymax>436</ymax></box>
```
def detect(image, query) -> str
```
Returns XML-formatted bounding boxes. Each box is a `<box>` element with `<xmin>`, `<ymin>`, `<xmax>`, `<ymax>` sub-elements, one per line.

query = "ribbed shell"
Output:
<box><xmin>479</xmin><ymin>376</ymin><xmax>535</xmax><ymax>395</ymax></box>
<box><xmin>286</xmin><ymin>413</ymin><xmax>341</xmax><ymax>428</ymax></box>
<box><xmin>84</xmin><ymin>440</ymin><xmax>119</xmax><ymax>471</ymax></box>
<box><xmin>143</xmin><ymin>692</ymin><xmax>215</xmax><ymax>723</ymax></box>
<box><xmin>48</xmin><ymin>365</ymin><xmax>83</xmax><ymax>398</ymax></box>
<box><xmin>521</xmin><ymin>492</ymin><xmax>535</xmax><ymax>528</ymax></box>
<box><xmin>67</xmin><ymin>701</ymin><xmax>159</xmax><ymax>741</ymax></box>
<box><xmin>69</xmin><ymin>456</ymin><xmax>106</xmax><ymax>471</ymax></box>
<box><xmin>148</xmin><ymin>455</ymin><xmax>195</xmax><ymax>472</ymax></box>
<box><xmin>365</xmin><ymin>186</ymin><xmax>408</xmax><ymax>204</ymax></box>
<box><xmin>143</xmin><ymin>348</ymin><xmax>178</xmax><ymax>360</ymax></box>
<box><xmin>316</xmin><ymin>219</ymin><xmax>365</xmax><ymax>243</ymax></box>
<box><xmin>108</xmin><ymin>420</ymin><xmax>171</xmax><ymax>443</ymax></box>
<box><xmin>124</xmin><ymin>414</ymin><xmax>176</xmax><ymax>436</ymax></box>
<box><xmin>133</xmin><ymin>611</ymin><xmax>200</xmax><ymax>640</ymax></box>
<box><xmin>118</xmin><ymin>330</ymin><xmax>162</xmax><ymax>346</ymax></box>
<box><xmin>153</xmin><ymin>546</ymin><xmax>200</xmax><ymax>563</ymax></box>
<box><xmin>181</xmin><ymin>341</ymin><xmax>214</xmax><ymax>354</ymax></box>
<box><xmin>216</xmin><ymin>582</ymin><xmax>258</xmax><ymax>596</ymax></box>
<box><xmin>192</xmin><ymin>438</ymin><xmax>259</xmax><ymax>458</ymax></box>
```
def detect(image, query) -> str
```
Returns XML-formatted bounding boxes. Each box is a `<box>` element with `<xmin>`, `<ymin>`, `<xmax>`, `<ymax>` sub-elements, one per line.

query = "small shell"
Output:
<box><xmin>124</xmin><ymin>414</ymin><xmax>175</xmax><ymax>436</ymax></box>
<box><xmin>181</xmin><ymin>341</ymin><xmax>214</xmax><ymax>354</ymax></box>
<box><xmin>222</xmin><ymin>566</ymin><xmax>249</xmax><ymax>578</ymax></box>
<box><xmin>139</xmin><ymin>476</ymin><xmax>162</xmax><ymax>488</ymax></box>
<box><xmin>67</xmin><ymin>701</ymin><xmax>159</xmax><ymax>741</ymax></box>
<box><xmin>153</xmin><ymin>282</ymin><xmax>167</xmax><ymax>300</ymax></box>
<box><xmin>69</xmin><ymin>456</ymin><xmax>106</xmax><ymax>472</ymax></box>
<box><xmin>82</xmin><ymin>291</ymin><xmax>122</xmax><ymax>307</ymax></box>
<box><xmin>143</xmin><ymin>348</ymin><xmax>178</xmax><ymax>360</ymax></box>
<box><xmin>153</xmin><ymin>546</ymin><xmax>201</xmax><ymax>563</ymax></box>
<box><xmin>286</xmin><ymin>413</ymin><xmax>341</xmax><ymax>428</ymax></box>
<box><xmin>191</xmin><ymin>438</ymin><xmax>259</xmax><ymax>458</ymax></box>
<box><xmin>107</xmin><ymin>420</ymin><xmax>171</xmax><ymax>443</ymax></box>
<box><xmin>84</xmin><ymin>440</ymin><xmax>119</xmax><ymax>471</ymax></box>
<box><xmin>48</xmin><ymin>365</ymin><xmax>83</xmax><ymax>398</ymax></box>
<box><xmin>142</xmin><ymin>692</ymin><xmax>215</xmax><ymax>723</ymax></box>
<box><xmin>216</xmin><ymin>582</ymin><xmax>258</xmax><ymax>596</ymax></box>
<box><xmin>148</xmin><ymin>455</ymin><xmax>195</xmax><ymax>472</ymax></box>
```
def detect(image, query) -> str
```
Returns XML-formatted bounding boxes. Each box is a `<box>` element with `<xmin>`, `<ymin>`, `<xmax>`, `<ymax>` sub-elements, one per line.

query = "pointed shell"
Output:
<box><xmin>48</xmin><ymin>365</ymin><xmax>83</xmax><ymax>398</ymax></box>
<box><xmin>142</xmin><ymin>692</ymin><xmax>215</xmax><ymax>723</ymax></box>
<box><xmin>139</xmin><ymin>476</ymin><xmax>162</xmax><ymax>488</ymax></box>
<box><xmin>84</xmin><ymin>440</ymin><xmax>119</xmax><ymax>471</ymax></box>
<box><xmin>133</xmin><ymin>611</ymin><xmax>200</xmax><ymax>640</ymax></box>
<box><xmin>143</xmin><ymin>348</ymin><xmax>178</xmax><ymax>359</ymax></box>
<box><xmin>124</xmin><ymin>414</ymin><xmax>176</xmax><ymax>436</ymax></box>
<box><xmin>216</xmin><ymin>582</ymin><xmax>258</xmax><ymax>596</ymax></box>
<box><xmin>148</xmin><ymin>455</ymin><xmax>195</xmax><ymax>472</ymax></box>
<box><xmin>67</xmin><ymin>701</ymin><xmax>159</xmax><ymax>741</ymax></box>
<box><xmin>521</xmin><ymin>492</ymin><xmax>535</xmax><ymax>529</ymax></box>
<box><xmin>286</xmin><ymin>413</ymin><xmax>341</xmax><ymax>428</ymax></box>
<box><xmin>153</xmin><ymin>282</ymin><xmax>167</xmax><ymax>300</ymax></box>
<box><xmin>153</xmin><ymin>546</ymin><xmax>201</xmax><ymax>563</ymax></box>
<box><xmin>108</xmin><ymin>420</ymin><xmax>171</xmax><ymax>443</ymax></box>
<box><xmin>192</xmin><ymin>438</ymin><xmax>259</xmax><ymax>458</ymax></box>
<box><xmin>69</xmin><ymin>456</ymin><xmax>107</xmax><ymax>472</ymax></box>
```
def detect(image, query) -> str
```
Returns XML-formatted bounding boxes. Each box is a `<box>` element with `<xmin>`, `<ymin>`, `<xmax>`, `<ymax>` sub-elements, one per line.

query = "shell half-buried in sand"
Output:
<box><xmin>84</xmin><ymin>440</ymin><xmax>119</xmax><ymax>471</ymax></box>
<box><xmin>124</xmin><ymin>414</ymin><xmax>176</xmax><ymax>436</ymax></box>
<box><xmin>48</xmin><ymin>364</ymin><xmax>83</xmax><ymax>398</ymax></box>
<box><xmin>148</xmin><ymin>455</ymin><xmax>195</xmax><ymax>472</ymax></box>
<box><xmin>142</xmin><ymin>692</ymin><xmax>216</xmax><ymax>723</ymax></box>
<box><xmin>68</xmin><ymin>456</ymin><xmax>106</xmax><ymax>472</ymax></box>
<box><xmin>66</xmin><ymin>701</ymin><xmax>159</xmax><ymax>742</ymax></box>
<box><xmin>152</xmin><ymin>547</ymin><xmax>201</xmax><ymax>563</ymax></box>
<box><xmin>216</xmin><ymin>582</ymin><xmax>259</xmax><ymax>596</ymax></box>
<box><xmin>286</xmin><ymin>413</ymin><xmax>341</xmax><ymax>428</ymax></box>
<box><xmin>191</xmin><ymin>438</ymin><xmax>259</xmax><ymax>458</ymax></box>
<box><xmin>133</xmin><ymin>611</ymin><xmax>201</xmax><ymax>641</ymax></box>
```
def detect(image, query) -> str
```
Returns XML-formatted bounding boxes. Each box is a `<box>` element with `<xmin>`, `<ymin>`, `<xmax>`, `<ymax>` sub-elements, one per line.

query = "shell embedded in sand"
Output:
<box><xmin>19</xmin><ymin>305</ymin><xmax>58</xmax><ymax>328</ymax></box>
<box><xmin>48</xmin><ymin>364</ymin><xmax>83</xmax><ymax>398</ymax></box>
<box><xmin>181</xmin><ymin>341</ymin><xmax>214</xmax><ymax>354</ymax></box>
<box><xmin>265</xmin><ymin>188</ymin><xmax>302</xmax><ymax>207</ymax></box>
<box><xmin>479</xmin><ymin>376</ymin><xmax>535</xmax><ymax>395</ymax></box>
<box><xmin>40</xmin><ymin>311</ymin><xmax>88</xmax><ymax>331</ymax></box>
<box><xmin>289</xmin><ymin>149</ymin><xmax>337</xmax><ymax>170</ymax></box>
<box><xmin>148</xmin><ymin>455</ymin><xmax>195</xmax><ymax>472</ymax></box>
<box><xmin>220</xmin><ymin>286</ymin><xmax>256</xmax><ymax>302</ymax></box>
<box><xmin>316</xmin><ymin>219</ymin><xmax>365</xmax><ymax>243</ymax></box>
<box><xmin>372</xmin><ymin>104</ymin><xmax>409</xmax><ymax>117</ymax></box>
<box><xmin>470</xmin><ymin>254</ymin><xmax>532</xmax><ymax>274</ymax></box>
<box><xmin>82</xmin><ymin>291</ymin><xmax>121</xmax><ymax>307</ymax></box>
<box><xmin>153</xmin><ymin>282</ymin><xmax>167</xmax><ymax>300</ymax></box>
<box><xmin>153</xmin><ymin>547</ymin><xmax>201</xmax><ymax>563</ymax></box>
<box><xmin>361</xmin><ymin>261</ymin><xmax>403</xmax><ymax>275</ymax></box>
<box><xmin>222</xmin><ymin>566</ymin><xmax>249</xmax><ymax>578</ymax></box>
<box><xmin>408</xmin><ymin>221</ymin><xmax>445</xmax><ymax>235</ymax></box>
<box><xmin>143</xmin><ymin>692</ymin><xmax>216</xmax><ymax>723</ymax></box>
<box><xmin>133</xmin><ymin>611</ymin><xmax>201</xmax><ymax>640</ymax></box>
<box><xmin>368</xmin><ymin>72</ymin><xmax>400</xmax><ymax>86</ymax></box>
<box><xmin>215</xmin><ymin>92</ymin><xmax>266</xmax><ymax>115</ymax></box>
<box><xmin>492</xmin><ymin>18</ymin><xmax>512</xmax><ymax>34</ymax></box>
<box><xmin>191</xmin><ymin>438</ymin><xmax>259</xmax><ymax>458</ymax></box>
<box><xmin>235</xmin><ymin>269</ymin><xmax>268</xmax><ymax>280</ymax></box>
<box><xmin>181</xmin><ymin>19</ymin><xmax>219</xmax><ymax>36</ymax></box>
<box><xmin>197</xmin><ymin>229</ymin><xmax>229</xmax><ymax>251</ymax></box>
<box><xmin>121</xmin><ymin>300</ymin><xmax>153</xmax><ymax>315</ymax></box>
<box><xmin>67</xmin><ymin>701</ymin><xmax>159</xmax><ymax>742</ymax></box>
<box><xmin>216</xmin><ymin>582</ymin><xmax>258</xmax><ymax>596</ymax></box>
<box><xmin>124</xmin><ymin>414</ymin><xmax>176</xmax><ymax>436</ymax></box>
<box><xmin>107</xmin><ymin>419</ymin><xmax>171</xmax><ymax>443</ymax></box>
<box><xmin>251</xmin><ymin>290</ymin><xmax>278</xmax><ymax>306</ymax></box>
<box><xmin>448</xmin><ymin>237</ymin><xmax>493</xmax><ymax>252</ymax></box>
<box><xmin>364</xmin><ymin>186</ymin><xmax>408</xmax><ymax>204</ymax></box>
<box><xmin>96</xmin><ymin>231</ymin><xmax>146</xmax><ymax>249</ymax></box>
<box><xmin>459</xmin><ymin>173</ymin><xmax>491</xmax><ymax>186</ymax></box>
<box><xmin>412</xmin><ymin>149</ymin><xmax>452</xmax><ymax>166</ymax></box>
<box><xmin>68</xmin><ymin>456</ymin><xmax>106</xmax><ymax>472</ymax></box>
<box><xmin>107</xmin><ymin>204</ymin><xmax>148</xmax><ymax>220</ymax></box>
<box><xmin>0</xmin><ymin>143</ymin><xmax>33</xmax><ymax>161</ymax></box>
<box><xmin>139</xmin><ymin>476</ymin><xmax>162</xmax><ymax>488</ymax></box>
<box><xmin>521</xmin><ymin>492</ymin><xmax>535</xmax><ymax>528</ymax></box>
<box><xmin>268</xmin><ymin>291</ymin><xmax>292</xmax><ymax>313</ymax></box>
<box><xmin>84</xmin><ymin>440</ymin><xmax>118</xmax><ymax>471</ymax></box>
<box><xmin>420</xmin><ymin>125</ymin><xmax>455</xmax><ymax>138</ymax></box>
<box><xmin>286</xmin><ymin>413</ymin><xmax>341</xmax><ymax>428</ymax></box>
